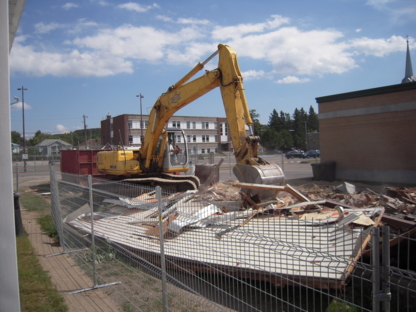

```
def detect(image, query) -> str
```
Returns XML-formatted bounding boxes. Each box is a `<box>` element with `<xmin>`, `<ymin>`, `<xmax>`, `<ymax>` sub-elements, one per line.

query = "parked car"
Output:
<box><xmin>304</xmin><ymin>150</ymin><xmax>320</xmax><ymax>158</ymax></box>
<box><xmin>285</xmin><ymin>150</ymin><xmax>305</xmax><ymax>159</ymax></box>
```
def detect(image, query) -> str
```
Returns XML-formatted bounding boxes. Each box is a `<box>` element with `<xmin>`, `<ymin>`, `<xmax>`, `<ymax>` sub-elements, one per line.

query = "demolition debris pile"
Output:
<box><xmin>59</xmin><ymin>178</ymin><xmax>416</xmax><ymax>288</ymax></box>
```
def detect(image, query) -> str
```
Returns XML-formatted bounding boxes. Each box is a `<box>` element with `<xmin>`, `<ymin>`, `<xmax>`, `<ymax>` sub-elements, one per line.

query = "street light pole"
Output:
<box><xmin>136</xmin><ymin>93</ymin><xmax>144</xmax><ymax>144</ymax></box>
<box><xmin>17</xmin><ymin>86</ymin><xmax>27</xmax><ymax>172</ymax></box>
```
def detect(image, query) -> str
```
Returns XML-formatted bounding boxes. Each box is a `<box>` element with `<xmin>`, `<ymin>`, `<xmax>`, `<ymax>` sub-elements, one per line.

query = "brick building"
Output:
<box><xmin>316</xmin><ymin>82</ymin><xmax>416</xmax><ymax>184</ymax></box>
<box><xmin>101</xmin><ymin>114</ymin><xmax>244</xmax><ymax>154</ymax></box>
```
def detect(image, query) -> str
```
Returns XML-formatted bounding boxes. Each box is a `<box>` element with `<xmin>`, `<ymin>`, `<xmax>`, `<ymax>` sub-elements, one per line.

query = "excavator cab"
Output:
<box><xmin>162</xmin><ymin>129</ymin><xmax>189</xmax><ymax>173</ymax></box>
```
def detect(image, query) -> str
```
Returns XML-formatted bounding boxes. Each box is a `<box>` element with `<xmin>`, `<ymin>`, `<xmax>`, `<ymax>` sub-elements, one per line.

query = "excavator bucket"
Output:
<box><xmin>233</xmin><ymin>163</ymin><xmax>285</xmax><ymax>200</ymax></box>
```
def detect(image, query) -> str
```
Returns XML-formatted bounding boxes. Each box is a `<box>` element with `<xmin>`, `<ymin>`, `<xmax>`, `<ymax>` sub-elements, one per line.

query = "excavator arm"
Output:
<box><xmin>139</xmin><ymin>44</ymin><xmax>285</xmax><ymax>196</ymax></box>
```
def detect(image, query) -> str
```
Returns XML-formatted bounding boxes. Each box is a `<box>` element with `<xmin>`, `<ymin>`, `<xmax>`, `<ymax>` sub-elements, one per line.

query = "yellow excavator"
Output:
<box><xmin>97</xmin><ymin>44</ymin><xmax>285</xmax><ymax>197</ymax></box>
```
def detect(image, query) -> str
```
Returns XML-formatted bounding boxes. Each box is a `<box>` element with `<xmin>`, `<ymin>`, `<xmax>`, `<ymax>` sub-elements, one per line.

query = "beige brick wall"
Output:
<box><xmin>320</xmin><ymin>109</ymin><xmax>416</xmax><ymax>171</ymax></box>
<box><xmin>318</xmin><ymin>85</ymin><xmax>416</xmax><ymax>183</ymax></box>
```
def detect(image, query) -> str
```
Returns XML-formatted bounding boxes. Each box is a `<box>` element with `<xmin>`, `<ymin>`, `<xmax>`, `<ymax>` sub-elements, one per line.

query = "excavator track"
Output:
<box><xmin>160</xmin><ymin>173</ymin><xmax>201</xmax><ymax>189</ymax></box>
<box><xmin>122</xmin><ymin>175</ymin><xmax>199</xmax><ymax>193</ymax></box>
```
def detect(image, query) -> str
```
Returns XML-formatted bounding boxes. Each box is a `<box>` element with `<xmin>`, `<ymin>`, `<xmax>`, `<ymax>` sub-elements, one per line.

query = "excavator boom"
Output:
<box><xmin>98</xmin><ymin>44</ymin><xmax>285</xmax><ymax>198</ymax></box>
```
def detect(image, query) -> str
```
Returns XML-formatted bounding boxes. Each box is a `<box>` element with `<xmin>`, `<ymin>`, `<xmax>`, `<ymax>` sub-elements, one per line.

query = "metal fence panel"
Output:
<box><xmin>48</xmin><ymin>170</ymin><xmax>416</xmax><ymax>311</ymax></box>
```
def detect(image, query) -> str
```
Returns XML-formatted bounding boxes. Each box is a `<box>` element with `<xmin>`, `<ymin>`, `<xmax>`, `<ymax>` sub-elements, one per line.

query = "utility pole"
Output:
<box><xmin>83</xmin><ymin>115</ymin><xmax>88</xmax><ymax>149</ymax></box>
<box><xmin>17</xmin><ymin>86</ymin><xmax>27</xmax><ymax>172</ymax></box>
<box><xmin>136</xmin><ymin>93</ymin><xmax>144</xmax><ymax>144</ymax></box>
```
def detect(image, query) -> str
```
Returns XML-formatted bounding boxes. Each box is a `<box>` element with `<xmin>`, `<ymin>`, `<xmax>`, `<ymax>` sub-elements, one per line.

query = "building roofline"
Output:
<box><xmin>315</xmin><ymin>82</ymin><xmax>416</xmax><ymax>103</ymax></box>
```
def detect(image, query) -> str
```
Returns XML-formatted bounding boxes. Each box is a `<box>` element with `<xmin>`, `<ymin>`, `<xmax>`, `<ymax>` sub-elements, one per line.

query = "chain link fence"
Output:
<box><xmin>48</xmin><ymin>165</ymin><xmax>416</xmax><ymax>311</ymax></box>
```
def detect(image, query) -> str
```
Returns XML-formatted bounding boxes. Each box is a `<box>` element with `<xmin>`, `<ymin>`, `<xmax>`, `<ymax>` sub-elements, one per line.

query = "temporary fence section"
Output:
<box><xmin>49</xmin><ymin>167</ymin><xmax>416</xmax><ymax>311</ymax></box>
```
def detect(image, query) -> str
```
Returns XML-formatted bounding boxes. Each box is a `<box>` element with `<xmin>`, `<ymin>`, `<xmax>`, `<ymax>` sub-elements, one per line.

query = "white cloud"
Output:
<box><xmin>68</xmin><ymin>19</ymin><xmax>99</xmax><ymax>34</ymax></box>
<box><xmin>276</xmin><ymin>76</ymin><xmax>310</xmax><ymax>84</ymax></box>
<box><xmin>156</xmin><ymin>15</ymin><xmax>173</xmax><ymax>22</ymax></box>
<box><xmin>10</xmin><ymin>101</ymin><xmax>32</xmax><ymax>111</ymax></box>
<box><xmin>10</xmin><ymin>36</ymin><xmax>133</xmax><ymax>77</ymax></box>
<box><xmin>63</xmin><ymin>3</ymin><xmax>79</xmax><ymax>10</ymax></box>
<box><xmin>212</xmin><ymin>15</ymin><xmax>290</xmax><ymax>40</ymax></box>
<box><xmin>71</xmin><ymin>25</ymin><xmax>203</xmax><ymax>62</ymax></box>
<box><xmin>118</xmin><ymin>2</ymin><xmax>159</xmax><ymax>13</ymax></box>
<box><xmin>12</xmin><ymin>15</ymin><xmax>412</xmax><ymax>80</ymax></box>
<box><xmin>242</xmin><ymin>70</ymin><xmax>266</xmax><ymax>80</ymax></box>
<box><xmin>56</xmin><ymin>124</ymin><xmax>69</xmax><ymax>133</ymax></box>
<box><xmin>366</xmin><ymin>0</ymin><xmax>416</xmax><ymax>23</ymax></box>
<box><xmin>34</xmin><ymin>22</ymin><xmax>64</xmax><ymax>34</ymax></box>
<box><xmin>228</xmin><ymin>27</ymin><xmax>357</xmax><ymax>77</ymax></box>
<box><xmin>91</xmin><ymin>0</ymin><xmax>109</xmax><ymax>6</ymax></box>
<box><xmin>348</xmin><ymin>35</ymin><xmax>408</xmax><ymax>57</ymax></box>
<box><xmin>177</xmin><ymin>18</ymin><xmax>210</xmax><ymax>25</ymax></box>
<box><xmin>156</xmin><ymin>15</ymin><xmax>210</xmax><ymax>25</ymax></box>
<box><xmin>356</xmin><ymin>28</ymin><xmax>362</xmax><ymax>32</ymax></box>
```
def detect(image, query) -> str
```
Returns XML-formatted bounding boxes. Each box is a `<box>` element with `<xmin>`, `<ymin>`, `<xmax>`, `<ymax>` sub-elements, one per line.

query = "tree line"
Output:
<box><xmin>11</xmin><ymin>128</ymin><xmax>101</xmax><ymax>147</ymax></box>
<box><xmin>250</xmin><ymin>106</ymin><xmax>319</xmax><ymax>151</ymax></box>
<box><xmin>10</xmin><ymin>106</ymin><xmax>318</xmax><ymax>152</ymax></box>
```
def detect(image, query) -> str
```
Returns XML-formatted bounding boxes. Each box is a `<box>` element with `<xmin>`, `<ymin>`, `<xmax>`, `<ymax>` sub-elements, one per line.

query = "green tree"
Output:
<box><xmin>249</xmin><ymin>109</ymin><xmax>263</xmax><ymax>136</ymax></box>
<box><xmin>260</xmin><ymin>128</ymin><xmax>284</xmax><ymax>150</ymax></box>
<box><xmin>29</xmin><ymin>130</ymin><xmax>49</xmax><ymax>146</ymax></box>
<box><xmin>11</xmin><ymin>131</ymin><xmax>22</xmax><ymax>144</ymax></box>
<box><xmin>307</xmin><ymin>106</ymin><xmax>319</xmax><ymax>132</ymax></box>
<box><xmin>281</xmin><ymin>130</ymin><xmax>294</xmax><ymax>148</ymax></box>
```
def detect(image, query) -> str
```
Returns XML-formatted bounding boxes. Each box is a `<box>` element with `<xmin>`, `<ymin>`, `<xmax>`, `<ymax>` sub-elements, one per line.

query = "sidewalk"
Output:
<box><xmin>22</xmin><ymin>210</ymin><xmax>120</xmax><ymax>312</ymax></box>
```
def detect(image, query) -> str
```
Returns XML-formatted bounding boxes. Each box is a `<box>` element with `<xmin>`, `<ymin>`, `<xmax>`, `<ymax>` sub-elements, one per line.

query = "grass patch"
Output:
<box><xmin>38</xmin><ymin>215</ymin><xmax>59</xmax><ymax>242</ymax></box>
<box><xmin>19</xmin><ymin>192</ymin><xmax>50</xmax><ymax>212</ymax></box>
<box><xmin>17</xmin><ymin>233</ymin><xmax>68</xmax><ymax>312</ymax></box>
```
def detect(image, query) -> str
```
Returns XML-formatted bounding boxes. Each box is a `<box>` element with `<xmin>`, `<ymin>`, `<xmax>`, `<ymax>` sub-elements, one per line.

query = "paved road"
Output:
<box><xmin>12</xmin><ymin>154</ymin><xmax>317</xmax><ymax>190</ymax></box>
<box><xmin>198</xmin><ymin>153</ymin><xmax>317</xmax><ymax>183</ymax></box>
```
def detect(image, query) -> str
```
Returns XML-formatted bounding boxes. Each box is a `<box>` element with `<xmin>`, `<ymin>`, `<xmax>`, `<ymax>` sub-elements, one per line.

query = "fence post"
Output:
<box><xmin>89</xmin><ymin>175</ymin><xmax>98</xmax><ymax>287</ymax></box>
<box><xmin>49</xmin><ymin>161</ymin><xmax>66</xmax><ymax>253</ymax></box>
<box><xmin>157</xmin><ymin>186</ymin><xmax>168</xmax><ymax>312</ymax></box>
<box><xmin>382</xmin><ymin>226</ymin><xmax>391</xmax><ymax>312</ymax></box>
<box><xmin>372</xmin><ymin>226</ymin><xmax>380</xmax><ymax>312</ymax></box>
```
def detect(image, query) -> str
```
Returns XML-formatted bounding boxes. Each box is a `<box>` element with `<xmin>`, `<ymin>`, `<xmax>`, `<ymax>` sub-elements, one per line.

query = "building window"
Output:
<box><xmin>214</xmin><ymin>135</ymin><xmax>218</xmax><ymax>142</ymax></box>
<box><xmin>187</xmin><ymin>121</ymin><xmax>191</xmax><ymax>129</ymax></box>
<box><xmin>220</xmin><ymin>123</ymin><xmax>228</xmax><ymax>136</ymax></box>
<box><xmin>214</xmin><ymin>123</ymin><xmax>218</xmax><ymax>129</ymax></box>
<box><xmin>202</xmin><ymin>135</ymin><xmax>209</xmax><ymax>142</ymax></box>
<box><xmin>172</xmin><ymin>121</ymin><xmax>180</xmax><ymax>128</ymax></box>
<box><xmin>129</xmin><ymin>135</ymin><xmax>133</xmax><ymax>144</ymax></box>
<box><xmin>139</xmin><ymin>120</ymin><xmax>147</xmax><ymax>129</ymax></box>
<box><xmin>201</xmin><ymin>148</ymin><xmax>205</xmax><ymax>154</ymax></box>
<box><xmin>176</xmin><ymin>135</ymin><xmax>181</xmax><ymax>143</ymax></box>
<box><xmin>192</xmin><ymin>135</ymin><xmax>196</xmax><ymax>142</ymax></box>
<box><xmin>202</xmin><ymin>122</ymin><xmax>209</xmax><ymax>129</ymax></box>
<box><xmin>207</xmin><ymin>148</ymin><xmax>210</xmax><ymax>153</ymax></box>
<box><xmin>215</xmin><ymin>148</ymin><xmax>218</xmax><ymax>153</ymax></box>
<box><xmin>187</xmin><ymin>135</ymin><xmax>191</xmax><ymax>142</ymax></box>
<box><xmin>128</xmin><ymin>120</ymin><xmax>132</xmax><ymax>129</ymax></box>
<box><xmin>192</xmin><ymin>122</ymin><xmax>196</xmax><ymax>129</ymax></box>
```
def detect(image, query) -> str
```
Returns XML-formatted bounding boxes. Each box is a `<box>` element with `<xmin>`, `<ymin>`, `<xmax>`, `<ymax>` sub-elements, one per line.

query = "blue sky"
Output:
<box><xmin>9</xmin><ymin>0</ymin><xmax>415</xmax><ymax>137</ymax></box>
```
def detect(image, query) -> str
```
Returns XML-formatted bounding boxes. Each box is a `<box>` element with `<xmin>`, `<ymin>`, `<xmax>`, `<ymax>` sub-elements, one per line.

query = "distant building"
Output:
<box><xmin>11</xmin><ymin>143</ymin><xmax>20</xmax><ymax>154</ymax></box>
<box><xmin>35</xmin><ymin>139</ymin><xmax>72</xmax><ymax>157</ymax></box>
<box><xmin>316</xmin><ymin>40</ymin><xmax>416</xmax><ymax>184</ymax></box>
<box><xmin>78</xmin><ymin>138</ymin><xmax>102</xmax><ymax>149</ymax></box>
<box><xmin>101</xmin><ymin>114</ymin><xmax>249</xmax><ymax>154</ymax></box>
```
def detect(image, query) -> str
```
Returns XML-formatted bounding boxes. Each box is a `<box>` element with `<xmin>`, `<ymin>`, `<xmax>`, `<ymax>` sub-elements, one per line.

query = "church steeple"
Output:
<box><xmin>402</xmin><ymin>38</ymin><xmax>416</xmax><ymax>83</ymax></box>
